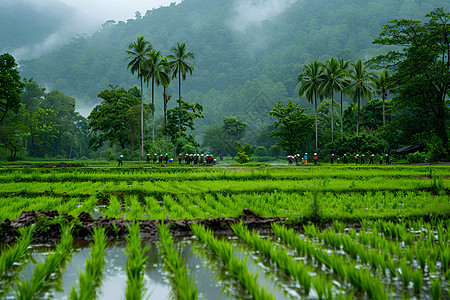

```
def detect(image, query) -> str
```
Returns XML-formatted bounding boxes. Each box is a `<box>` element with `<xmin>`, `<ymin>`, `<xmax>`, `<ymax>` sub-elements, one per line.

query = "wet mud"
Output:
<box><xmin>0</xmin><ymin>209</ymin><xmax>284</xmax><ymax>244</ymax></box>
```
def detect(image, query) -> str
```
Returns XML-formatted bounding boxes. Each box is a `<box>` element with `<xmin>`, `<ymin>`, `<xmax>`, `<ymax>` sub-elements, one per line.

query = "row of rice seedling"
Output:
<box><xmin>231</xmin><ymin>222</ymin><xmax>312</xmax><ymax>295</ymax></box>
<box><xmin>123</xmin><ymin>222</ymin><xmax>150</xmax><ymax>300</ymax></box>
<box><xmin>272</xmin><ymin>223</ymin><xmax>389</xmax><ymax>299</ymax></box>
<box><xmin>3</xmin><ymin>165</ymin><xmax>448</xmax><ymax>183</ymax></box>
<box><xmin>158</xmin><ymin>222</ymin><xmax>200</xmax><ymax>299</ymax></box>
<box><xmin>69</xmin><ymin>227</ymin><xmax>107</xmax><ymax>300</ymax></box>
<box><xmin>0</xmin><ymin>226</ymin><xmax>34</xmax><ymax>278</ymax></box>
<box><xmin>190</xmin><ymin>223</ymin><xmax>275</xmax><ymax>300</ymax></box>
<box><xmin>14</xmin><ymin>225</ymin><xmax>74</xmax><ymax>299</ymax></box>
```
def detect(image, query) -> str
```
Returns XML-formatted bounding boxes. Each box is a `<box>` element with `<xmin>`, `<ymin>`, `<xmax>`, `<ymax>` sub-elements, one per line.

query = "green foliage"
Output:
<box><xmin>0</xmin><ymin>53</ymin><xmax>25</xmax><ymax>123</ymax></box>
<box><xmin>88</xmin><ymin>85</ymin><xmax>141</xmax><ymax>150</ymax></box>
<box><xmin>269</xmin><ymin>100</ymin><xmax>314</xmax><ymax>154</ymax></box>
<box><xmin>0</xmin><ymin>225</ymin><xmax>34</xmax><ymax>277</ymax></box>
<box><xmin>234</xmin><ymin>141</ymin><xmax>254</xmax><ymax>164</ymax></box>
<box><xmin>406</xmin><ymin>151</ymin><xmax>426</xmax><ymax>163</ymax></box>
<box><xmin>253</xmin><ymin>146</ymin><xmax>268</xmax><ymax>157</ymax></box>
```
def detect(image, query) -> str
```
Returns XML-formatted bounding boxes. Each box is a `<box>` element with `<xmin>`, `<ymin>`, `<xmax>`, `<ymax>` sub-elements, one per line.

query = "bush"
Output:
<box><xmin>406</xmin><ymin>151</ymin><xmax>426</xmax><ymax>163</ymax></box>
<box><xmin>255</xmin><ymin>156</ymin><xmax>272</xmax><ymax>162</ymax></box>
<box><xmin>254</xmin><ymin>146</ymin><xmax>268</xmax><ymax>157</ymax></box>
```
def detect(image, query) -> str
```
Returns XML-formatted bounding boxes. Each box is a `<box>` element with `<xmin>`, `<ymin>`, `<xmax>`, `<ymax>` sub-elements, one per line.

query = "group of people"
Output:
<box><xmin>329</xmin><ymin>153</ymin><xmax>392</xmax><ymax>165</ymax></box>
<box><xmin>287</xmin><ymin>153</ymin><xmax>393</xmax><ymax>165</ymax></box>
<box><xmin>117</xmin><ymin>153</ymin><xmax>216</xmax><ymax>166</ymax></box>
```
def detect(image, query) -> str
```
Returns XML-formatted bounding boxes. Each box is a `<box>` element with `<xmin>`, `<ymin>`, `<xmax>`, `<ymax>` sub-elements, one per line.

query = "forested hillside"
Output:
<box><xmin>20</xmin><ymin>0</ymin><xmax>439</xmax><ymax>103</ymax></box>
<box><xmin>0</xmin><ymin>0</ymin><xmax>97</xmax><ymax>60</ymax></box>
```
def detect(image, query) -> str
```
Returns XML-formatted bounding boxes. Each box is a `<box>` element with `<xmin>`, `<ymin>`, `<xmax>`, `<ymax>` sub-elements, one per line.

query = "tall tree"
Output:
<box><xmin>0</xmin><ymin>53</ymin><xmax>25</xmax><ymax>123</ymax></box>
<box><xmin>371</xmin><ymin>70</ymin><xmax>391</xmax><ymax>127</ymax></box>
<box><xmin>320</xmin><ymin>57</ymin><xmax>346</xmax><ymax>142</ymax></box>
<box><xmin>347</xmin><ymin>58</ymin><xmax>375</xmax><ymax>136</ymax></box>
<box><xmin>298</xmin><ymin>60</ymin><xmax>323</xmax><ymax>149</ymax></box>
<box><xmin>269</xmin><ymin>100</ymin><xmax>314</xmax><ymax>155</ymax></box>
<box><xmin>168</xmin><ymin>42</ymin><xmax>194</xmax><ymax>135</ymax></box>
<box><xmin>126</xmin><ymin>36</ymin><xmax>152</xmax><ymax>157</ymax></box>
<box><xmin>143</xmin><ymin>50</ymin><xmax>171</xmax><ymax>142</ymax></box>
<box><xmin>370</xmin><ymin>8</ymin><xmax>449</xmax><ymax>151</ymax></box>
<box><xmin>88</xmin><ymin>85</ymin><xmax>140</xmax><ymax>150</ymax></box>
<box><xmin>338</xmin><ymin>58</ymin><xmax>351</xmax><ymax>138</ymax></box>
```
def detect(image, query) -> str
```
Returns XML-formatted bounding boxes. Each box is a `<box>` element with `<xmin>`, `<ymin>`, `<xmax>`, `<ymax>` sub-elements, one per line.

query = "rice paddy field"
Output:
<box><xmin>0</xmin><ymin>163</ymin><xmax>449</xmax><ymax>299</ymax></box>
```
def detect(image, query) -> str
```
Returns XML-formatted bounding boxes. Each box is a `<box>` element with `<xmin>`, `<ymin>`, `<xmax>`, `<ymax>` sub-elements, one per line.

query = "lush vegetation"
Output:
<box><xmin>0</xmin><ymin>164</ymin><xmax>448</xmax><ymax>298</ymax></box>
<box><xmin>1</xmin><ymin>1</ymin><xmax>448</xmax><ymax>163</ymax></box>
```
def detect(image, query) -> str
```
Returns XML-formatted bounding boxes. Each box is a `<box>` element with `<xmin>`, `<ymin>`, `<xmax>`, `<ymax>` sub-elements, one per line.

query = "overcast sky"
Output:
<box><xmin>60</xmin><ymin>0</ymin><xmax>182</xmax><ymax>22</ymax></box>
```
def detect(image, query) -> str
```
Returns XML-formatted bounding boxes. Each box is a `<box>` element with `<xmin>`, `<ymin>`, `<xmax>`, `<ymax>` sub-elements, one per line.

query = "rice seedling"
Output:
<box><xmin>415</xmin><ymin>247</ymin><xmax>427</xmax><ymax>270</ymax></box>
<box><xmin>123</xmin><ymin>222</ymin><xmax>150</xmax><ymax>300</ymax></box>
<box><xmin>399</xmin><ymin>260</ymin><xmax>412</xmax><ymax>287</ymax></box>
<box><xmin>232</xmin><ymin>222</ymin><xmax>311</xmax><ymax>294</ymax></box>
<box><xmin>191</xmin><ymin>223</ymin><xmax>275</xmax><ymax>300</ymax></box>
<box><xmin>0</xmin><ymin>225</ymin><xmax>34</xmax><ymax>277</ymax></box>
<box><xmin>14</xmin><ymin>225</ymin><xmax>73</xmax><ymax>299</ymax></box>
<box><xmin>412</xmin><ymin>269</ymin><xmax>423</xmax><ymax>294</ymax></box>
<box><xmin>69</xmin><ymin>227</ymin><xmax>107</xmax><ymax>300</ymax></box>
<box><xmin>430</xmin><ymin>278</ymin><xmax>441</xmax><ymax>300</ymax></box>
<box><xmin>158</xmin><ymin>222</ymin><xmax>200</xmax><ymax>299</ymax></box>
<box><xmin>332</xmin><ymin>220</ymin><xmax>346</xmax><ymax>234</ymax></box>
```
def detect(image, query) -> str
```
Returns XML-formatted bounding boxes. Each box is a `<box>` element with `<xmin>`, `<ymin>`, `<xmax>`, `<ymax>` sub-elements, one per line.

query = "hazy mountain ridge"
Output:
<box><xmin>17</xmin><ymin>0</ymin><xmax>444</xmax><ymax>106</ymax></box>
<box><xmin>0</xmin><ymin>0</ymin><xmax>99</xmax><ymax>60</ymax></box>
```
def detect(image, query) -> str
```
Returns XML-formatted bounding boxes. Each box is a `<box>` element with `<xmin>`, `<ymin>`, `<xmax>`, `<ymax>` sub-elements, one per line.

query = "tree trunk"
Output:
<box><xmin>178</xmin><ymin>69</ymin><xmax>182</xmax><ymax>136</ymax></box>
<box><xmin>340</xmin><ymin>92</ymin><xmax>343</xmax><ymax>139</ymax></box>
<box><xmin>382</xmin><ymin>88</ymin><xmax>386</xmax><ymax>127</ymax></box>
<box><xmin>140</xmin><ymin>73</ymin><xmax>144</xmax><ymax>158</ymax></box>
<box><xmin>357</xmin><ymin>90</ymin><xmax>360</xmax><ymax>136</ymax></box>
<box><xmin>314</xmin><ymin>92</ymin><xmax>318</xmax><ymax>150</ymax></box>
<box><xmin>152</xmin><ymin>75</ymin><xmax>155</xmax><ymax>142</ymax></box>
<box><xmin>331</xmin><ymin>91</ymin><xmax>334</xmax><ymax>142</ymax></box>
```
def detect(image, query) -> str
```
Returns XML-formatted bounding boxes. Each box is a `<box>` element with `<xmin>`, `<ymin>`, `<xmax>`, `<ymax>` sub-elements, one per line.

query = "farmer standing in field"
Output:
<box><xmin>313</xmin><ymin>153</ymin><xmax>318</xmax><ymax>164</ymax></box>
<box><xmin>385</xmin><ymin>153</ymin><xmax>389</xmax><ymax>165</ymax></box>
<box><xmin>355</xmin><ymin>154</ymin><xmax>359</xmax><ymax>164</ymax></box>
<box><xmin>178</xmin><ymin>153</ymin><xmax>182</xmax><ymax>164</ymax></box>
<box><xmin>343</xmin><ymin>153</ymin><xmax>347</xmax><ymax>164</ymax></box>
<box><xmin>304</xmin><ymin>153</ymin><xmax>308</xmax><ymax>164</ymax></box>
<box><xmin>380</xmin><ymin>156</ymin><xmax>383</xmax><ymax>165</ymax></box>
<box><xmin>146</xmin><ymin>153</ymin><xmax>150</xmax><ymax>164</ymax></box>
<box><xmin>153</xmin><ymin>153</ymin><xmax>157</xmax><ymax>164</ymax></box>
<box><xmin>330</xmin><ymin>154</ymin><xmax>334</xmax><ymax>164</ymax></box>
<box><xmin>361</xmin><ymin>154</ymin><xmax>365</xmax><ymax>164</ymax></box>
<box><xmin>118</xmin><ymin>155</ymin><xmax>123</xmax><ymax>166</ymax></box>
<box><xmin>369</xmin><ymin>154</ymin><xmax>374</xmax><ymax>164</ymax></box>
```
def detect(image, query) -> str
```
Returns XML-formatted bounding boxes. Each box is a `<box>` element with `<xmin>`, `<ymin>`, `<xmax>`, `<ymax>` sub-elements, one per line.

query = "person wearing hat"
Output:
<box><xmin>343</xmin><ymin>153</ymin><xmax>347</xmax><ymax>164</ymax></box>
<box><xmin>200</xmin><ymin>154</ymin><xmax>204</xmax><ymax>165</ymax></box>
<box><xmin>304</xmin><ymin>153</ymin><xmax>308</xmax><ymax>164</ymax></box>
<box><xmin>361</xmin><ymin>154</ymin><xmax>365</xmax><ymax>165</ymax></box>
<box><xmin>118</xmin><ymin>155</ymin><xmax>123</xmax><ymax>166</ymax></box>
<box><xmin>153</xmin><ymin>153</ymin><xmax>157</xmax><ymax>164</ymax></box>
<box><xmin>146</xmin><ymin>153</ymin><xmax>150</xmax><ymax>164</ymax></box>
<box><xmin>330</xmin><ymin>154</ymin><xmax>334</xmax><ymax>164</ymax></box>
<box><xmin>178</xmin><ymin>153</ymin><xmax>182</xmax><ymax>164</ymax></box>
<box><xmin>380</xmin><ymin>156</ymin><xmax>383</xmax><ymax>165</ymax></box>
<box><xmin>313</xmin><ymin>153</ymin><xmax>318</xmax><ymax>165</ymax></box>
<box><xmin>385</xmin><ymin>153</ymin><xmax>389</xmax><ymax>165</ymax></box>
<box><xmin>369</xmin><ymin>154</ymin><xmax>374</xmax><ymax>165</ymax></box>
<box><xmin>355</xmin><ymin>154</ymin><xmax>359</xmax><ymax>164</ymax></box>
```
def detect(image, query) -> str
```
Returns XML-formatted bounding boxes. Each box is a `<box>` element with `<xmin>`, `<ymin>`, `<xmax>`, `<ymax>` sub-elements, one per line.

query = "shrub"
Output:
<box><xmin>254</xmin><ymin>146</ymin><xmax>268</xmax><ymax>157</ymax></box>
<box><xmin>407</xmin><ymin>151</ymin><xmax>426</xmax><ymax>163</ymax></box>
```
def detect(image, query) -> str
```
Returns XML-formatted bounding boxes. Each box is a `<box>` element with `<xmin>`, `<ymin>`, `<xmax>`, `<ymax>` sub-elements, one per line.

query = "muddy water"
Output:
<box><xmin>2</xmin><ymin>237</ymin><xmax>296</xmax><ymax>300</ymax></box>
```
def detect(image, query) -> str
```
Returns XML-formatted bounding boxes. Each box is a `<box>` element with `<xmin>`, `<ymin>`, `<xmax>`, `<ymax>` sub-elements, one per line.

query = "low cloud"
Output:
<box><xmin>229</xmin><ymin>0</ymin><xmax>296</xmax><ymax>31</ymax></box>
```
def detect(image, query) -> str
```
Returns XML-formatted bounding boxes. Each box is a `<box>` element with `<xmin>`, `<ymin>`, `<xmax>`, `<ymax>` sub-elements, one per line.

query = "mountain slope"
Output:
<box><xmin>19</xmin><ymin>0</ymin><xmax>440</xmax><ymax>102</ymax></box>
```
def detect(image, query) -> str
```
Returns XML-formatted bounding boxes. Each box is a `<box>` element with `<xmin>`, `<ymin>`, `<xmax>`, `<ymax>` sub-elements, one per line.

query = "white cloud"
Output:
<box><xmin>230</xmin><ymin>0</ymin><xmax>296</xmax><ymax>31</ymax></box>
<box><xmin>59</xmin><ymin>0</ymin><xmax>182</xmax><ymax>22</ymax></box>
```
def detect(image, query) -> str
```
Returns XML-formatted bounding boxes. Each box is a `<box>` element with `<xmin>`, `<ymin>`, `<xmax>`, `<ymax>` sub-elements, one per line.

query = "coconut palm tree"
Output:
<box><xmin>338</xmin><ymin>58</ymin><xmax>351</xmax><ymax>139</ymax></box>
<box><xmin>298</xmin><ymin>60</ymin><xmax>323</xmax><ymax>149</ymax></box>
<box><xmin>126</xmin><ymin>36</ymin><xmax>152</xmax><ymax>157</ymax></box>
<box><xmin>347</xmin><ymin>59</ymin><xmax>375</xmax><ymax>136</ymax></box>
<box><xmin>160</xmin><ymin>56</ymin><xmax>172</xmax><ymax>127</ymax></box>
<box><xmin>371</xmin><ymin>69</ymin><xmax>391</xmax><ymax>127</ymax></box>
<box><xmin>143</xmin><ymin>50</ymin><xmax>171</xmax><ymax>142</ymax></box>
<box><xmin>168</xmin><ymin>42</ymin><xmax>194</xmax><ymax>135</ymax></box>
<box><xmin>319</xmin><ymin>57</ymin><xmax>347</xmax><ymax>142</ymax></box>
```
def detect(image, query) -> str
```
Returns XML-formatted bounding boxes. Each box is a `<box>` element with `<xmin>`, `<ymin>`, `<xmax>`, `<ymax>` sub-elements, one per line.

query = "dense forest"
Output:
<box><xmin>1</xmin><ymin>0</ymin><xmax>449</xmax><ymax>161</ymax></box>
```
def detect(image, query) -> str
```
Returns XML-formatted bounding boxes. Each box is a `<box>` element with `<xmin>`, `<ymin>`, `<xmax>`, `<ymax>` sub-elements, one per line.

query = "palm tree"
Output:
<box><xmin>338</xmin><ymin>58</ymin><xmax>351</xmax><ymax>139</ymax></box>
<box><xmin>347</xmin><ymin>59</ymin><xmax>375</xmax><ymax>136</ymax></box>
<box><xmin>371</xmin><ymin>70</ymin><xmax>391</xmax><ymax>127</ymax></box>
<box><xmin>143</xmin><ymin>50</ymin><xmax>171</xmax><ymax>142</ymax></box>
<box><xmin>168</xmin><ymin>42</ymin><xmax>194</xmax><ymax>135</ymax></box>
<box><xmin>319</xmin><ymin>57</ymin><xmax>347</xmax><ymax>142</ymax></box>
<box><xmin>298</xmin><ymin>60</ymin><xmax>323</xmax><ymax>150</ymax></box>
<box><xmin>160</xmin><ymin>56</ymin><xmax>172</xmax><ymax>127</ymax></box>
<box><xmin>126</xmin><ymin>36</ymin><xmax>152</xmax><ymax>157</ymax></box>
